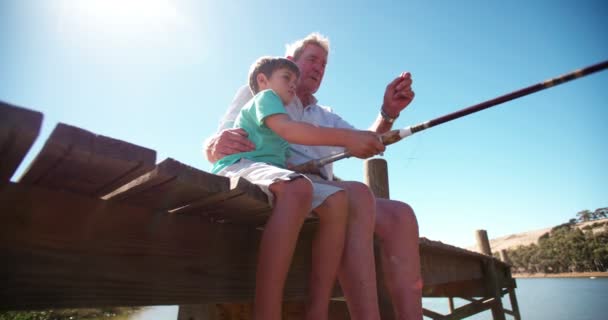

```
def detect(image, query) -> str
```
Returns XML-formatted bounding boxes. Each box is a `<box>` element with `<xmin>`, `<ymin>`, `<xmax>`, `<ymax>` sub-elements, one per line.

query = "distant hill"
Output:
<box><xmin>466</xmin><ymin>218</ymin><xmax>608</xmax><ymax>253</ymax></box>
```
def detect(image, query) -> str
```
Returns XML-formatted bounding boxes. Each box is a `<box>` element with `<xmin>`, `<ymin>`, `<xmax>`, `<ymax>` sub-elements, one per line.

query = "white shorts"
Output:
<box><xmin>216</xmin><ymin>158</ymin><xmax>343</xmax><ymax>210</ymax></box>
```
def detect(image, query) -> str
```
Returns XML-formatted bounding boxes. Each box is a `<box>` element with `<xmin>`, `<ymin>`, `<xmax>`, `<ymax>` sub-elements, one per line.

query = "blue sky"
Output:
<box><xmin>1</xmin><ymin>0</ymin><xmax>606</xmax><ymax>248</ymax></box>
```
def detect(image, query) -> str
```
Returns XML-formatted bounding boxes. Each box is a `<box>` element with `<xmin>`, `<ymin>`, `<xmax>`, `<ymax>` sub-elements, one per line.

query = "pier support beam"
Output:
<box><xmin>476</xmin><ymin>229</ymin><xmax>506</xmax><ymax>320</ymax></box>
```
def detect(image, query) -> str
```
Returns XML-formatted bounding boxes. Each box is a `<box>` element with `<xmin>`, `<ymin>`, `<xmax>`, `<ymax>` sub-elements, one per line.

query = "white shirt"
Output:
<box><xmin>219</xmin><ymin>85</ymin><xmax>355</xmax><ymax>180</ymax></box>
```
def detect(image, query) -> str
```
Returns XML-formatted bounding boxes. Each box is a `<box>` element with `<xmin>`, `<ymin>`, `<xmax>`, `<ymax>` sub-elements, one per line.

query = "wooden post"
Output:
<box><xmin>364</xmin><ymin>158</ymin><xmax>389</xmax><ymax>199</ymax></box>
<box><xmin>475</xmin><ymin>229</ymin><xmax>492</xmax><ymax>256</ymax></box>
<box><xmin>475</xmin><ymin>230</ymin><xmax>505</xmax><ymax>320</ymax></box>
<box><xmin>448</xmin><ymin>297</ymin><xmax>455</xmax><ymax>313</ymax></box>
<box><xmin>364</xmin><ymin>158</ymin><xmax>393</xmax><ymax>319</ymax></box>
<box><xmin>508</xmin><ymin>288</ymin><xmax>522</xmax><ymax>320</ymax></box>
<box><xmin>499</xmin><ymin>250</ymin><xmax>510</xmax><ymax>264</ymax></box>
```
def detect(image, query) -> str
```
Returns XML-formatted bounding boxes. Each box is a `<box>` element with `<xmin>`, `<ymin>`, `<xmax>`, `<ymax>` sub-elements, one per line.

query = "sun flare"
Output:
<box><xmin>54</xmin><ymin>0</ymin><xmax>204</xmax><ymax>64</ymax></box>
<box><xmin>57</xmin><ymin>0</ymin><xmax>184</xmax><ymax>39</ymax></box>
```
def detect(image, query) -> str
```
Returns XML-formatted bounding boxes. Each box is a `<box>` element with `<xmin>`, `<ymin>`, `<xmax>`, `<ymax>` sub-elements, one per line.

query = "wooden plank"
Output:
<box><xmin>104</xmin><ymin>158</ymin><xmax>235</xmax><ymax>211</ymax></box>
<box><xmin>19</xmin><ymin>123</ymin><xmax>156</xmax><ymax>197</ymax></box>
<box><xmin>172</xmin><ymin>176</ymin><xmax>272</xmax><ymax>223</ymax></box>
<box><xmin>0</xmin><ymin>182</ymin><xmax>313</xmax><ymax>310</ymax></box>
<box><xmin>0</xmin><ymin>101</ymin><xmax>43</xmax><ymax>182</ymax></box>
<box><xmin>420</xmin><ymin>237</ymin><xmax>509</xmax><ymax>268</ymax></box>
<box><xmin>176</xmin><ymin>300</ymin><xmax>349</xmax><ymax>320</ymax></box>
<box><xmin>105</xmin><ymin>158</ymin><xmax>271</xmax><ymax>222</ymax></box>
<box><xmin>422</xmin><ymin>307</ymin><xmax>446</xmax><ymax>319</ymax></box>
<box><xmin>420</xmin><ymin>247</ymin><xmax>484</xmax><ymax>288</ymax></box>
<box><xmin>441</xmin><ymin>297</ymin><xmax>497</xmax><ymax>320</ymax></box>
<box><xmin>422</xmin><ymin>279</ymin><xmax>488</xmax><ymax>298</ymax></box>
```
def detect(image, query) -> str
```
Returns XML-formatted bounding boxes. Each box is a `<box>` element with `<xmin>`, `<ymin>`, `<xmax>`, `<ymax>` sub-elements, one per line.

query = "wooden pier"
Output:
<box><xmin>0</xmin><ymin>101</ymin><xmax>521</xmax><ymax>319</ymax></box>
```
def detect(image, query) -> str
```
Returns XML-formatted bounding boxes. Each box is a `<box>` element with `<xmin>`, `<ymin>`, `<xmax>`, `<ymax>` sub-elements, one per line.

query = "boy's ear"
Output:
<box><xmin>256</xmin><ymin>73</ymin><xmax>268</xmax><ymax>89</ymax></box>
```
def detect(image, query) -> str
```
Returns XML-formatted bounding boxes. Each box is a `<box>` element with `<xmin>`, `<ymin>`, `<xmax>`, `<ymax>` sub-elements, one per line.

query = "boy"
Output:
<box><xmin>212</xmin><ymin>56</ymin><xmax>382</xmax><ymax>320</ymax></box>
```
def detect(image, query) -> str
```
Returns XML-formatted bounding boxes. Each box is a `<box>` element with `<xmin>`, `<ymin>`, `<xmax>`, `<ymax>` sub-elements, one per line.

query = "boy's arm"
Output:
<box><xmin>265</xmin><ymin>114</ymin><xmax>385</xmax><ymax>159</ymax></box>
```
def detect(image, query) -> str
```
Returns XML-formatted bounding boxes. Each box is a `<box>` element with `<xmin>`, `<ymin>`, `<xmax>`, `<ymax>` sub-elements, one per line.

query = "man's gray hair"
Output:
<box><xmin>285</xmin><ymin>32</ymin><xmax>330</xmax><ymax>61</ymax></box>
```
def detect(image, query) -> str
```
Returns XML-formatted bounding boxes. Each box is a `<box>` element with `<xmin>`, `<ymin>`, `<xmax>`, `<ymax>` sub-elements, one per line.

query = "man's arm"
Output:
<box><xmin>369</xmin><ymin>72</ymin><xmax>415</xmax><ymax>134</ymax></box>
<box><xmin>204</xmin><ymin>86</ymin><xmax>255</xmax><ymax>163</ymax></box>
<box><xmin>204</xmin><ymin>128</ymin><xmax>255</xmax><ymax>163</ymax></box>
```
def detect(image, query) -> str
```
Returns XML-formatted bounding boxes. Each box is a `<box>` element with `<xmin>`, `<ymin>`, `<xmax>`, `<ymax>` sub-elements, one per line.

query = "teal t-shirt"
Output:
<box><xmin>212</xmin><ymin>89</ymin><xmax>290</xmax><ymax>174</ymax></box>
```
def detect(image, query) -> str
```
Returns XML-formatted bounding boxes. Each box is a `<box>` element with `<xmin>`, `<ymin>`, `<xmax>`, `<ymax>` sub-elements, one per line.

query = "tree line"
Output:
<box><xmin>506</xmin><ymin>207</ymin><xmax>608</xmax><ymax>274</ymax></box>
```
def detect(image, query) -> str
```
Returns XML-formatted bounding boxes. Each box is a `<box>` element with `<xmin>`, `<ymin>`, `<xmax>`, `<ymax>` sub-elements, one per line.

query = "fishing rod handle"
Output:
<box><xmin>292</xmin><ymin>127</ymin><xmax>417</xmax><ymax>173</ymax></box>
<box><xmin>291</xmin><ymin>151</ymin><xmax>351</xmax><ymax>173</ymax></box>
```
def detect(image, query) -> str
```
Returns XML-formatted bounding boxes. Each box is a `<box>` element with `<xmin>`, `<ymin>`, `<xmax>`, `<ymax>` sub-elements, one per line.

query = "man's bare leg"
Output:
<box><xmin>255</xmin><ymin>178</ymin><xmax>313</xmax><ymax>320</ymax></box>
<box><xmin>305</xmin><ymin>190</ymin><xmax>348</xmax><ymax>320</ymax></box>
<box><xmin>324</xmin><ymin>181</ymin><xmax>381</xmax><ymax>320</ymax></box>
<box><xmin>375</xmin><ymin>199</ymin><xmax>423</xmax><ymax>320</ymax></box>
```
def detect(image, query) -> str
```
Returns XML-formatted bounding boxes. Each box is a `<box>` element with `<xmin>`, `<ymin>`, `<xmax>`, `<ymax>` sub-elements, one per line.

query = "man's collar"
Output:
<box><xmin>291</xmin><ymin>95</ymin><xmax>318</xmax><ymax>110</ymax></box>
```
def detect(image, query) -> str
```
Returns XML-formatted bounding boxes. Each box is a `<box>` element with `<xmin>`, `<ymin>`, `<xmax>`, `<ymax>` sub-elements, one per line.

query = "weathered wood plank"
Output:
<box><xmin>0</xmin><ymin>182</ymin><xmax>312</xmax><ymax>310</ymax></box>
<box><xmin>419</xmin><ymin>238</ymin><xmax>515</xmax><ymax>298</ymax></box>
<box><xmin>104</xmin><ymin>158</ymin><xmax>234</xmax><ymax>211</ymax></box>
<box><xmin>441</xmin><ymin>297</ymin><xmax>497</xmax><ymax>320</ymax></box>
<box><xmin>105</xmin><ymin>159</ymin><xmax>271</xmax><ymax>222</ymax></box>
<box><xmin>19</xmin><ymin>123</ymin><xmax>156</xmax><ymax>197</ymax></box>
<box><xmin>176</xmin><ymin>301</ymin><xmax>350</xmax><ymax>320</ymax></box>
<box><xmin>420</xmin><ymin>245</ymin><xmax>484</xmax><ymax>287</ymax></box>
<box><xmin>0</xmin><ymin>101</ymin><xmax>43</xmax><ymax>182</ymax></box>
<box><xmin>173</xmin><ymin>177</ymin><xmax>272</xmax><ymax>223</ymax></box>
<box><xmin>422</xmin><ymin>279</ymin><xmax>487</xmax><ymax>298</ymax></box>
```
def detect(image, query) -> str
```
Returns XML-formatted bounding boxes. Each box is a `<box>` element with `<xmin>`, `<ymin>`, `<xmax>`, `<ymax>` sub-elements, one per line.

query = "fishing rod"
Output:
<box><xmin>293</xmin><ymin>60</ymin><xmax>608</xmax><ymax>173</ymax></box>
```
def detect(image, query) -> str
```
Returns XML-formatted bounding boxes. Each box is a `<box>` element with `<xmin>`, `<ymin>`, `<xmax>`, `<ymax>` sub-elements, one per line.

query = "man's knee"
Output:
<box><xmin>342</xmin><ymin>181</ymin><xmax>376</xmax><ymax>206</ymax></box>
<box><xmin>376</xmin><ymin>200</ymin><xmax>419</xmax><ymax>237</ymax></box>
<box><xmin>341</xmin><ymin>181</ymin><xmax>377</xmax><ymax>223</ymax></box>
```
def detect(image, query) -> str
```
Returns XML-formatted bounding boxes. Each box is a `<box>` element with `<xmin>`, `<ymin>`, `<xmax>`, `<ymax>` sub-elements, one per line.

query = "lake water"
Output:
<box><xmin>422</xmin><ymin>278</ymin><xmax>608</xmax><ymax>320</ymax></box>
<box><xmin>127</xmin><ymin>278</ymin><xmax>608</xmax><ymax>319</ymax></box>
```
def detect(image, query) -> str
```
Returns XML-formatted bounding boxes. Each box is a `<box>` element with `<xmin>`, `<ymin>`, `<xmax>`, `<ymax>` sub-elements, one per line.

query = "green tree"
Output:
<box><xmin>577</xmin><ymin>210</ymin><xmax>593</xmax><ymax>222</ymax></box>
<box><xmin>595</xmin><ymin>207</ymin><xmax>608</xmax><ymax>219</ymax></box>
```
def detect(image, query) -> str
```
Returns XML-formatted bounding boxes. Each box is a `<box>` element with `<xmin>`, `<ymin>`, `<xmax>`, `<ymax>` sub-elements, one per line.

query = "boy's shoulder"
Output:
<box><xmin>253</xmin><ymin>89</ymin><xmax>279</xmax><ymax>100</ymax></box>
<box><xmin>251</xmin><ymin>89</ymin><xmax>283</xmax><ymax>109</ymax></box>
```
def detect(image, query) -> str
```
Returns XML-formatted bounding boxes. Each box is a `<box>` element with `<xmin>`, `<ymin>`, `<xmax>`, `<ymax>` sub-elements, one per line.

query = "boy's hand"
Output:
<box><xmin>205</xmin><ymin>128</ymin><xmax>255</xmax><ymax>163</ymax></box>
<box><xmin>345</xmin><ymin>131</ymin><xmax>385</xmax><ymax>159</ymax></box>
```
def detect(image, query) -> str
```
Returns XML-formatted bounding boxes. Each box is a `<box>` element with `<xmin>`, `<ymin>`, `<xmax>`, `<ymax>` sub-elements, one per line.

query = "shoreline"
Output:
<box><xmin>513</xmin><ymin>271</ymin><xmax>608</xmax><ymax>279</ymax></box>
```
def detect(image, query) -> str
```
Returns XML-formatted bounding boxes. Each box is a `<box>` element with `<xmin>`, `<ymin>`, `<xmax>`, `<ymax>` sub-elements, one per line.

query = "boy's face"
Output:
<box><xmin>260</xmin><ymin>68</ymin><xmax>299</xmax><ymax>105</ymax></box>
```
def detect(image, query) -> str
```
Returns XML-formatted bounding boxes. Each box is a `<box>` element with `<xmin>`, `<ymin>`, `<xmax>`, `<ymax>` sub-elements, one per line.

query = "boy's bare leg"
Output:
<box><xmin>255</xmin><ymin>178</ymin><xmax>313</xmax><ymax>320</ymax></box>
<box><xmin>305</xmin><ymin>190</ymin><xmax>348</xmax><ymax>320</ymax></box>
<box><xmin>328</xmin><ymin>181</ymin><xmax>381</xmax><ymax>320</ymax></box>
<box><xmin>375</xmin><ymin>199</ymin><xmax>423</xmax><ymax>320</ymax></box>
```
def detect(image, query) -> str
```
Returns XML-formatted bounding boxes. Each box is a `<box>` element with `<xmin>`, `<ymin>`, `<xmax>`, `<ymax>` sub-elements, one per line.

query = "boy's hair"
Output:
<box><xmin>284</xmin><ymin>32</ymin><xmax>330</xmax><ymax>61</ymax></box>
<box><xmin>248</xmin><ymin>56</ymin><xmax>300</xmax><ymax>94</ymax></box>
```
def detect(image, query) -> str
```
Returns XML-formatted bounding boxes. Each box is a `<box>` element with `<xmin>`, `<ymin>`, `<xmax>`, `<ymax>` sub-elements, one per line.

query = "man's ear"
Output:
<box><xmin>256</xmin><ymin>73</ymin><xmax>268</xmax><ymax>89</ymax></box>
<box><xmin>286</xmin><ymin>55</ymin><xmax>294</xmax><ymax>61</ymax></box>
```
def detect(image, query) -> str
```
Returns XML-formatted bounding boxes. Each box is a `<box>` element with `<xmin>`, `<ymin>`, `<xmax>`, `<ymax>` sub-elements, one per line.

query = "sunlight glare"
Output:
<box><xmin>59</xmin><ymin>0</ymin><xmax>182</xmax><ymax>33</ymax></box>
<box><xmin>55</xmin><ymin>0</ymin><xmax>205</xmax><ymax>65</ymax></box>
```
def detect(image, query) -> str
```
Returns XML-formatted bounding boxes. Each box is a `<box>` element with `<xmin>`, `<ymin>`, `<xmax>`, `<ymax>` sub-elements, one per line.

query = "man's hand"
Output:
<box><xmin>382</xmin><ymin>72</ymin><xmax>415</xmax><ymax>117</ymax></box>
<box><xmin>345</xmin><ymin>130</ymin><xmax>386</xmax><ymax>159</ymax></box>
<box><xmin>204</xmin><ymin>128</ymin><xmax>255</xmax><ymax>163</ymax></box>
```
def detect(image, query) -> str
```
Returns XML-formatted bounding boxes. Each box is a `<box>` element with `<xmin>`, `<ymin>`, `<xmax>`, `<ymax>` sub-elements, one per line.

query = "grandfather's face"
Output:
<box><xmin>293</xmin><ymin>44</ymin><xmax>328</xmax><ymax>94</ymax></box>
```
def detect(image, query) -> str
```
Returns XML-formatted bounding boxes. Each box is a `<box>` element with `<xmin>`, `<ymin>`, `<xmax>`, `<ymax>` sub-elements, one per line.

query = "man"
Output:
<box><xmin>205</xmin><ymin>33</ymin><xmax>422</xmax><ymax>320</ymax></box>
